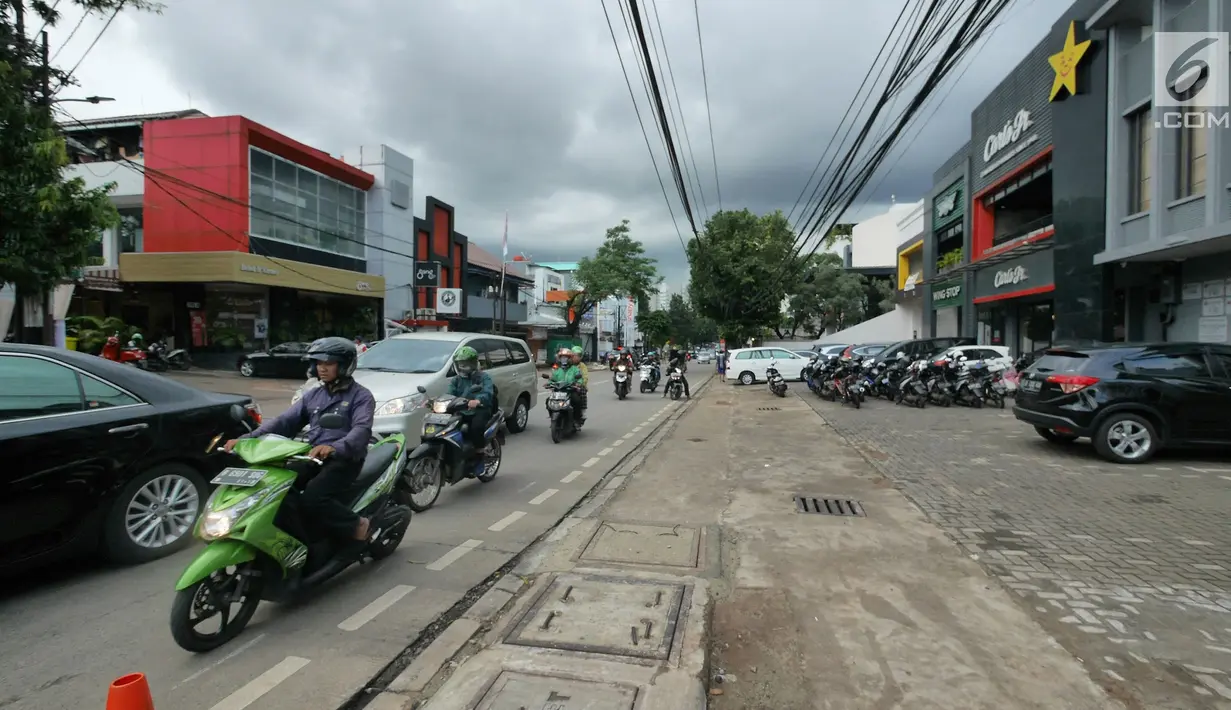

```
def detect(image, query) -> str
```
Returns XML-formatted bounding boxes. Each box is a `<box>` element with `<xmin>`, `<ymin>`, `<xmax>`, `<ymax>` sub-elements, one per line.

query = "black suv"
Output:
<box><xmin>1013</xmin><ymin>342</ymin><xmax>1231</xmax><ymax>464</ymax></box>
<box><xmin>873</xmin><ymin>336</ymin><xmax>975</xmax><ymax>365</ymax></box>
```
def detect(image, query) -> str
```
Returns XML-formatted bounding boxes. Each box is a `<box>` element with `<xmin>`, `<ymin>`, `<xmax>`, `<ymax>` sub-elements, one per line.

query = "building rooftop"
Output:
<box><xmin>531</xmin><ymin>261</ymin><xmax>580</xmax><ymax>272</ymax></box>
<box><xmin>59</xmin><ymin>109</ymin><xmax>208</xmax><ymax>132</ymax></box>
<box><xmin>467</xmin><ymin>243</ymin><xmax>533</xmax><ymax>282</ymax></box>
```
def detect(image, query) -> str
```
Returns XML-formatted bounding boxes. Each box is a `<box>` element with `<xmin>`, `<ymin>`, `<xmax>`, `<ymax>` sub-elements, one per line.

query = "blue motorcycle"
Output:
<box><xmin>401</xmin><ymin>385</ymin><xmax>506</xmax><ymax>512</ymax></box>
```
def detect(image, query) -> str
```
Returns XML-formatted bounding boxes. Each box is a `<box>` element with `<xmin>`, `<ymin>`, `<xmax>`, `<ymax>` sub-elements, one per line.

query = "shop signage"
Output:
<box><xmin>983</xmin><ymin>109</ymin><xmax>1033</xmax><ymax>162</ymax></box>
<box><xmin>973</xmin><ymin>247</ymin><xmax>1055</xmax><ymax>301</ymax></box>
<box><xmin>935</xmin><ymin>191</ymin><xmax>957</xmax><ymax>218</ymax></box>
<box><xmin>994</xmin><ymin>265</ymin><xmax>1029</xmax><ymax>288</ymax></box>
<box><xmin>356</xmin><ymin>281</ymin><xmax>372</xmax><ymax>291</ymax></box>
<box><xmin>931</xmin><ymin>280</ymin><xmax>963</xmax><ymax>309</ymax></box>
<box><xmin>415</xmin><ymin>261</ymin><xmax>441</xmax><ymax>288</ymax></box>
<box><xmin>1048</xmin><ymin>21</ymin><xmax>1092</xmax><ymax>102</ymax></box>
<box><xmin>436</xmin><ymin>287</ymin><xmax>462</xmax><ymax>315</ymax></box>
<box><xmin>240</xmin><ymin>263</ymin><xmax>279</xmax><ymax>276</ymax></box>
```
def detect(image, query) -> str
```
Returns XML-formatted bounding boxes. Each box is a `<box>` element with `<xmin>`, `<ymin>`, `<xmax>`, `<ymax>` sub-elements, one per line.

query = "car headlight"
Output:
<box><xmin>376</xmin><ymin>393</ymin><xmax>426</xmax><ymax>416</ymax></box>
<box><xmin>199</xmin><ymin>490</ymin><xmax>266</xmax><ymax>540</ymax></box>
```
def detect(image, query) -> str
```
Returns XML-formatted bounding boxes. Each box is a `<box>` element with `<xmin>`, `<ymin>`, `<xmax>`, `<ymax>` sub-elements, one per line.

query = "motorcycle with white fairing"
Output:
<box><xmin>613</xmin><ymin>362</ymin><xmax>632</xmax><ymax>400</ymax></box>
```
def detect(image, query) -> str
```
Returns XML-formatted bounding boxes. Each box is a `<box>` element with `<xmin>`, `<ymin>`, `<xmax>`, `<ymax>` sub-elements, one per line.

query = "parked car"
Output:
<box><xmin>348</xmin><ymin>332</ymin><xmax>539</xmax><ymax>438</ymax></box>
<box><xmin>810</xmin><ymin>344</ymin><xmax>849</xmax><ymax>362</ymax></box>
<box><xmin>1013</xmin><ymin>342</ymin><xmax>1231</xmax><ymax>464</ymax></box>
<box><xmin>728</xmin><ymin>346</ymin><xmax>808</xmax><ymax>385</ymax></box>
<box><xmin>841</xmin><ymin>343</ymin><xmax>891</xmax><ymax>361</ymax></box>
<box><xmin>938</xmin><ymin>344</ymin><xmax>1012</xmax><ymax>370</ymax></box>
<box><xmin>695</xmin><ymin>350</ymin><xmax>715</xmax><ymax>364</ymax></box>
<box><xmin>0</xmin><ymin>344</ymin><xmax>260</xmax><ymax>573</ymax></box>
<box><xmin>236</xmin><ymin>341</ymin><xmax>312</xmax><ymax>378</ymax></box>
<box><xmin>874</xmin><ymin>336</ymin><xmax>975</xmax><ymax>365</ymax></box>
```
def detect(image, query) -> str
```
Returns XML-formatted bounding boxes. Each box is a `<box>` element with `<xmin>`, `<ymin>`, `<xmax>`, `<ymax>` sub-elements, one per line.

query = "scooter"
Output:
<box><xmin>542</xmin><ymin>376</ymin><xmax>584</xmax><ymax>443</ymax></box>
<box><xmin>665</xmin><ymin>367</ymin><xmax>685</xmax><ymax>400</ymax></box>
<box><xmin>100</xmin><ymin>334</ymin><xmax>148</xmax><ymax>368</ymax></box>
<box><xmin>614</xmin><ymin>362</ymin><xmax>632</xmax><ymax>400</ymax></box>
<box><xmin>639</xmin><ymin>362</ymin><xmax>659</xmax><ymax>393</ymax></box>
<box><xmin>401</xmin><ymin>385</ymin><xmax>506</xmax><ymax>512</ymax></box>
<box><xmin>170</xmin><ymin>407</ymin><xmax>411</xmax><ymax>653</ymax></box>
<box><xmin>150</xmin><ymin>340</ymin><xmax>192</xmax><ymax>370</ymax></box>
<box><xmin>766</xmin><ymin>360</ymin><xmax>788</xmax><ymax>397</ymax></box>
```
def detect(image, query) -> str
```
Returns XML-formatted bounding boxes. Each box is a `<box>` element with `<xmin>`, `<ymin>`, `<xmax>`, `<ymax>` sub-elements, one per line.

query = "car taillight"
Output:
<box><xmin>245</xmin><ymin>402</ymin><xmax>262</xmax><ymax>425</ymax></box>
<box><xmin>1046</xmin><ymin>374</ymin><xmax>1099</xmax><ymax>394</ymax></box>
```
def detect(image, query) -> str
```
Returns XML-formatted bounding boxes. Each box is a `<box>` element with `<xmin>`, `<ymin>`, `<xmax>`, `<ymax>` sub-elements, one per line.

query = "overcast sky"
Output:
<box><xmin>51</xmin><ymin>0</ymin><xmax>1071</xmax><ymax>284</ymax></box>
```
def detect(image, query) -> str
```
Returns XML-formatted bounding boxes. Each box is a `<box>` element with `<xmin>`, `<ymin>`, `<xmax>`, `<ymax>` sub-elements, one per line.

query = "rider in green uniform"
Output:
<box><xmin>549</xmin><ymin>347</ymin><xmax>587</xmax><ymax>423</ymax></box>
<box><xmin>447</xmin><ymin>345</ymin><xmax>496</xmax><ymax>474</ymax></box>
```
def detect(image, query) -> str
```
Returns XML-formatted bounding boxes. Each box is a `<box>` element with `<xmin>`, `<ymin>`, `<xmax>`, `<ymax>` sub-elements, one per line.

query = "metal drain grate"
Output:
<box><xmin>794</xmin><ymin>496</ymin><xmax>865</xmax><ymax>517</ymax></box>
<box><xmin>757</xmin><ymin>407</ymin><xmax>781</xmax><ymax>411</ymax></box>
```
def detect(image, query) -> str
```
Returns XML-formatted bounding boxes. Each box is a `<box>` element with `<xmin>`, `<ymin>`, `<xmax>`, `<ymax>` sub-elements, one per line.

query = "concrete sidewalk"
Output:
<box><xmin>371</xmin><ymin>382</ymin><xmax>1120</xmax><ymax>709</ymax></box>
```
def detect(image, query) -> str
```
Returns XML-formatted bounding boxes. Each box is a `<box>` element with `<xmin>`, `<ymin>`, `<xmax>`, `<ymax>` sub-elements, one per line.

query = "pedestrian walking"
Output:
<box><xmin>716</xmin><ymin>348</ymin><xmax>727</xmax><ymax>383</ymax></box>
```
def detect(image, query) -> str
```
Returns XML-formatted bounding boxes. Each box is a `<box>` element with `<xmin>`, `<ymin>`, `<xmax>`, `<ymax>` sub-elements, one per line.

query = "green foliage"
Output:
<box><xmin>819</xmin><ymin>222</ymin><xmax>855</xmax><ymax>250</ymax></box>
<box><xmin>687</xmin><ymin>209</ymin><xmax>796</xmax><ymax>337</ymax></box>
<box><xmin>0</xmin><ymin>1</ymin><xmax>164</xmax><ymax>300</ymax></box>
<box><xmin>937</xmin><ymin>247</ymin><xmax>963</xmax><ymax>271</ymax></box>
<box><xmin>783</xmin><ymin>252</ymin><xmax>873</xmax><ymax>337</ymax></box>
<box><xmin>66</xmin><ymin>314</ymin><xmax>131</xmax><ymax>353</ymax></box>
<box><xmin>635</xmin><ymin>309</ymin><xmax>670</xmax><ymax>347</ymax></box>
<box><xmin>565</xmin><ymin>219</ymin><xmax>658</xmax><ymax>335</ymax></box>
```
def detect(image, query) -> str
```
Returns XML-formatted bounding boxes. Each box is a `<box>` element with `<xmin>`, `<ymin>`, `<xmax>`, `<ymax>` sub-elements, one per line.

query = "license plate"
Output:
<box><xmin>616</xmin><ymin>373</ymin><xmax>627</xmax><ymax>381</ymax></box>
<box><xmin>1020</xmin><ymin>379</ymin><xmax>1041</xmax><ymax>393</ymax></box>
<box><xmin>211</xmin><ymin>467</ymin><xmax>268</xmax><ymax>487</ymax></box>
<box><xmin>424</xmin><ymin>412</ymin><xmax>453</xmax><ymax>424</ymax></box>
<box><xmin>423</xmin><ymin>424</ymin><xmax>440</xmax><ymax>435</ymax></box>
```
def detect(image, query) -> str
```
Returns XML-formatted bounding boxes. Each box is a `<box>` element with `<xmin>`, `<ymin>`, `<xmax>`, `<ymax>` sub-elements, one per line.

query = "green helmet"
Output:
<box><xmin>571</xmin><ymin>346</ymin><xmax>583</xmax><ymax>355</ymax></box>
<box><xmin>453</xmin><ymin>345</ymin><xmax>479</xmax><ymax>375</ymax></box>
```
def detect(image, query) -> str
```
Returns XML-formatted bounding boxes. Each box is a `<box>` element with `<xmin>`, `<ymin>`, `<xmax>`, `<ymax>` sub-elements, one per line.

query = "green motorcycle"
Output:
<box><xmin>170</xmin><ymin>408</ymin><xmax>412</xmax><ymax>652</ymax></box>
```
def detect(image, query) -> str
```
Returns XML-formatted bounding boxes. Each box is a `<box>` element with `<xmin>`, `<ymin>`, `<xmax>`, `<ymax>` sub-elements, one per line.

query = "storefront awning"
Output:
<box><xmin>118</xmin><ymin>251</ymin><xmax>385</xmax><ymax>298</ymax></box>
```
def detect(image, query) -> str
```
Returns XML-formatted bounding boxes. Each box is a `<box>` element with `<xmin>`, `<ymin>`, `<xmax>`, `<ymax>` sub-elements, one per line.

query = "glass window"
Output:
<box><xmin>356</xmin><ymin>339</ymin><xmax>460</xmax><ymax>374</ymax></box>
<box><xmin>1125</xmin><ymin>352</ymin><xmax>1210</xmax><ymax>378</ymax></box>
<box><xmin>481</xmin><ymin>340</ymin><xmax>512</xmax><ymax>368</ymax></box>
<box><xmin>0</xmin><ymin>356</ymin><xmax>84</xmax><ymax>422</ymax></box>
<box><xmin>319</xmin><ymin>179</ymin><xmax>338</xmax><ymax>203</ymax></box>
<box><xmin>1128</xmin><ymin>107</ymin><xmax>1152</xmax><ymax>213</ymax></box>
<box><xmin>734</xmin><ymin>351</ymin><xmax>752</xmax><ymax>360</ymax></box>
<box><xmin>1019</xmin><ymin>302</ymin><xmax>1053</xmax><ymax>355</ymax></box>
<box><xmin>80</xmin><ymin>376</ymin><xmax>141</xmax><ymax>410</ymax></box>
<box><xmin>509</xmin><ymin>342</ymin><xmax>530</xmax><ymax>364</ymax></box>
<box><xmin>1208</xmin><ymin>350</ymin><xmax>1231</xmax><ymax>379</ymax></box>
<box><xmin>273</xmin><ymin>158</ymin><xmax>298</xmax><ymax>191</ymax></box>
<box><xmin>770</xmin><ymin>348</ymin><xmax>797</xmax><ymax>359</ymax></box>
<box><xmin>250</xmin><ymin>150</ymin><xmax>274</xmax><ymax>178</ymax></box>
<box><xmin>1178</xmin><ymin>120</ymin><xmax>1207</xmax><ymax>199</ymax></box>
<box><xmin>297</xmin><ymin>168</ymin><xmax>318</xmax><ymax>195</ymax></box>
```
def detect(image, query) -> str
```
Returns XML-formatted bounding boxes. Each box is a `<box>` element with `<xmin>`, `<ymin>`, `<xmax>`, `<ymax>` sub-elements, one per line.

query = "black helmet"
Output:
<box><xmin>306</xmin><ymin>336</ymin><xmax>359</xmax><ymax>377</ymax></box>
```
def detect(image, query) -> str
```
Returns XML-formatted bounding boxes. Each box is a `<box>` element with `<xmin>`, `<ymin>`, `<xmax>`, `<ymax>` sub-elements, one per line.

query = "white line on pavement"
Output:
<box><xmin>528</xmin><ymin>488</ymin><xmax>558</xmax><ymax>505</ymax></box>
<box><xmin>174</xmin><ymin>634</ymin><xmax>267</xmax><ymax>690</ymax></box>
<box><xmin>337</xmin><ymin>585</ymin><xmax>417</xmax><ymax>631</ymax></box>
<box><xmin>517</xmin><ymin>481</ymin><xmax>537</xmax><ymax>493</ymax></box>
<box><xmin>427</xmin><ymin>539</ymin><xmax>483</xmax><ymax>571</ymax></box>
<box><xmin>631</xmin><ymin>426</ymin><xmax>642</xmax><ymax>433</ymax></box>
<box><xmin>597</xmin><ymin>447</ymin><xmax>613</xmax><ymax>456</ymax></box>
<box><xmin>489</xmin><ymin>511</ymin><xmax>526</xmax><ymax>532</ymax></box>
<box><xmin>208</xmin><ymin>656</ymin><xmax>311</xmax><ymax>710</ymax></box>
<box><xmin>582</xmin><ymin>457</ymin><xmax>601</xmax><ymax>468</ymax></box>
<box><xmin>561</xmin><ymin>470</ymin><xmax>583</xmax><ymax>483</ymax></box>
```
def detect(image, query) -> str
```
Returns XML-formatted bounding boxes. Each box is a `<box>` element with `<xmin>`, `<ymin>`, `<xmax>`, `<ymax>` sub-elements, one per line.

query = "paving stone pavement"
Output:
<box><xmin>790</xmin><ymin>384</ymin><xmax>1231</xmax><ymax>709</ymax></box>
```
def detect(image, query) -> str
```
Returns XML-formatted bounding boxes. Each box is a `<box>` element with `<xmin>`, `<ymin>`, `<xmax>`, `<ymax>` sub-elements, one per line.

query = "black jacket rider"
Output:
<box><xmin>664</xmin><ymin>350</ymin><xmax>690</xmax><ymax>398</ymax></box>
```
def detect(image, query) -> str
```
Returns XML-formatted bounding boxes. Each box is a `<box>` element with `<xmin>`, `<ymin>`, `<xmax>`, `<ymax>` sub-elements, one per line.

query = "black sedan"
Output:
<box><xmin>0</xmin><ymin>344</ymin><xmax>260</xmax><ymax>573</ymax></box>
<box><xmin>236</xmin><ymin>341</ymin><xmax>310</xmax><ymax>378</ymax></box>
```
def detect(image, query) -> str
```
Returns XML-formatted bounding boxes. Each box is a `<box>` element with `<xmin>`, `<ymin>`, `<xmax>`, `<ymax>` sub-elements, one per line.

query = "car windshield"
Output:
<box><xmin>357</xmin><ymin>339</ymin><xmax>458</xmax><ymax>374</ymax></box>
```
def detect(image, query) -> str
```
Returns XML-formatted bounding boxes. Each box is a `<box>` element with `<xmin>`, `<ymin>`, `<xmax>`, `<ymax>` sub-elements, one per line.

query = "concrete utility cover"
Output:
<box><xmin>580</xmin><ymin>522</ymin><xmax>700</xmax><ymax>568</ymax></box>
<box><xmin>473</xmin><ymin>671</ymin><xmax>638</xmax><ymax>709</ymax></box>
<box><xmin>506</xmin><ymin>575</ymin><xmax>687</xmax><ymax>660</ymax></box>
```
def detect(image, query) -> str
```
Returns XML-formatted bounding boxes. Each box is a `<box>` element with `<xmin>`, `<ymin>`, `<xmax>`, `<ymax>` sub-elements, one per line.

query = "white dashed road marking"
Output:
<box><xmin>337</xmin><ymin>585</ymin><xmax>416</xmax><ymax>631</ymax></box>
<box><xmin>561</xmin><ymin>470</ymin><xmax>583</xmax><ymax>483</ymax></box>
<box><xmin>489</xmin><ymin>511</ymin><xmax>526</xmax><ymax>532</ymax></box>
<box><xmin>208</xmin><ymin>656</ymin><xmax>311</xmax><ymax>710</ymax></box>
<box><xmin>613</xmin><ymin>438</ymin><xmax>625</xmax><ymax>446</ymax></box>
<box><xmin>582</xmin><ymin>457</ymin><xmax>601</xmax><ymax>468</ymax></box>
<box><xmin>597</xmin><ymin>447</ymin><xmax>613</xmax><ymax>456</ymax></box>
<box><xmin>427</xmin><ymin>539</ymin><xmax>482</xmax><ymax>571</ymax></box>
<box><xmin>528</xmin><ymin>488</ymin><xmax>558</xmax><ymax>505</ymax></box>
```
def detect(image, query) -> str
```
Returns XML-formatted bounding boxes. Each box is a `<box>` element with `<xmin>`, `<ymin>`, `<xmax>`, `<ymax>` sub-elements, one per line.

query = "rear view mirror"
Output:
<box><xmin>229</xmin><ymin>404</ymin><xmax>247</xmax><ymax>422</ymax></box>
<box><xmin>541</xmin><ymin>373</ymin><xmax>550</xmax><ymax>379</ymax></box>
<box><xmin>416</xmin><ymin>385</ymin><xmax>427</xmax><ymax>394</ymax></box>
<box><xmin>318</xmin><ymin>413</ymin><xmax>347</xmax><ymax>429</ymax></box>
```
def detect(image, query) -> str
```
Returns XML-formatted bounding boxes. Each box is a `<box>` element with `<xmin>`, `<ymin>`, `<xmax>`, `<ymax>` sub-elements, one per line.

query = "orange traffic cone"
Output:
<box><xmin>106</xmin><ymin>673</ymin><xmax>154</xmax><ymax>710</ymax></box>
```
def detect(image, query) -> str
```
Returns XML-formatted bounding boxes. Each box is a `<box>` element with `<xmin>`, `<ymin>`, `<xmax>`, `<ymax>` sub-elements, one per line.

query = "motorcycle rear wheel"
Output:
<box><xmin>170</xmin><ymin>564</ymin><xmax>263</xmax><ymax>653</ymax></box>
<box><xmin>368</xmin><ymin>505</ymin><xmax>411</xmax><ymax>560</ymax></box>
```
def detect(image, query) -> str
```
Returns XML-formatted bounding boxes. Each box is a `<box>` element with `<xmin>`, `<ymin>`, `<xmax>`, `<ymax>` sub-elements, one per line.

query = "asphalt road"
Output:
<box><xmin>0</xmin><ymin>366</ymin><xmax>710</xmax><ymax>710</ymax></box>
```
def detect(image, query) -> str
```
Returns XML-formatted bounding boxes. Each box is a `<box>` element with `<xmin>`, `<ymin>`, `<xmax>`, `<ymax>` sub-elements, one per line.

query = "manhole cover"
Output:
<box><xmin>794</xmin><ymin>496</ymin><xmax>865</xmax><ymax>516</ymax></box>
<box><xmin>473</xmin><ymin>671</ymin><xmax>638</xmax><ymax>709</ymax></box>
<box><xmin>580</xmin><ymin>522</ymin><xmax>701</xmax><ymax>568</ymax></box>
<box><xmin>758</xmin><ymin>406</ymin><xmax>780</xmax><ymax>411</ymax></box>
<box><xmin>505</xmin><ymin>575</ymin><xmax>687</xmax><ymax>660</ymax></box>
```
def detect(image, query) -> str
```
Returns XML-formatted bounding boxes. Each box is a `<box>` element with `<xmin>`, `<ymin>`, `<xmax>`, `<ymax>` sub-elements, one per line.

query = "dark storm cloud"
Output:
<box><xmin>129</xmin><ymin>0</ymin><xmax>1074</xmax><ymax>281</ymax></box>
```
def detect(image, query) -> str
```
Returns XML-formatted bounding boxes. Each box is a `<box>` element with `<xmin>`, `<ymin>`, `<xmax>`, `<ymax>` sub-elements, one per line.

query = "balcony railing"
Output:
<box><xmin>467</xmin><ymin>294</ymin><xmax>528</xmax><ymax>322</ymax></box>
<box><xmin>987</xmin><ymin>214</ymin><xmax>1053</xmax><ymax>255</ymax></box>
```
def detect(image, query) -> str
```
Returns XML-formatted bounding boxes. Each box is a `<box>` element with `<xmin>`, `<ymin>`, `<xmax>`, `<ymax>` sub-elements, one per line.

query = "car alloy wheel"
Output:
<box><xmin>739</xmin><ymin>372</ymin><xmax>755</xmax><ymax>386</ymax></box>
<box><xmin>125</xmin><ymin>472</ymin><xmax>201</xmax><ymax>549</ymax></box>
<box><xmin>1096</xmin><ymin>414</ymin><xmax>1156</xmax><ymax>463</ymax></box>
<box><xmin>239</xmin><ymin>360</ymin><xmax>254</xmax><ymax>377</ymax></box>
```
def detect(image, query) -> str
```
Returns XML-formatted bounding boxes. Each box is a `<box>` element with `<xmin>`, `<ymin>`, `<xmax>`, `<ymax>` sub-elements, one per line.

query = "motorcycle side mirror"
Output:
<box><xmin>541</xmin><ymin>373</ymin><xmax>550</xmax><ymax>379</ymax></box>
<box><xmin>896</xmin><ymin>351</ymin><xmax>906</xmax><ymax>358</ymax></box>
<box><xmin>417</xmin><ymin>385</ymin><xmax>427</xmax><ymax>394</ymax></box>
<box><xmin>318</xmin><ymin>413</ymin><xmax>347</xmax><ymax>430</ymax></box>
<box><xmin>229</xmin><ymin>404</ymin><xmax>247</xmax><ymax>422</ymax></box>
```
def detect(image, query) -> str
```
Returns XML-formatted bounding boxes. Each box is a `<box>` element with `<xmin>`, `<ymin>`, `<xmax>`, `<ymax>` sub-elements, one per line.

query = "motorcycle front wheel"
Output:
<box><xmin>405</xmin><ymin>458</ymin><xmax>443</xmax><ymax>512</ymax></box>
<box><xmin>170</xmin><ymin>564</ymin><xmax>264</xmax><ymax>653</ymax></box>
<box><xmin>476</xmin><ymin>438</ymin><xmax>502</xmax><ymax>482</ymax></box>
<box><xmin>551</xmin><ymin>417</ymin><xmax>563</xmax><ymax>444</ymax></box>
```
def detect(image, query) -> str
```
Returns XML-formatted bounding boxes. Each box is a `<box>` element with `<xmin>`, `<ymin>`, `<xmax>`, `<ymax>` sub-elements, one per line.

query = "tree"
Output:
<box><xmin>819</xmin><ymin>222</ymin><xmax>855</xmax><ymax>250</ymax></box>
<box><xmin>687</xmin><ymin>209</ymin><xmax>796</xmax><ymax>341</ymax></box>
<box><xmin>635</xmin><ymin>309</ymin><xmax>670</xmax><ymax>347</ymax></box>
<box><xmin>787</xmin><ymin>252</ymin><xmax>870</xmax><ymax>335</ymax></box>
<box><xmin>562</xmin><ymin>219</ymin><xmax>658</xmax><ymax>336</ymax></box>
<box><xmin>1</xmin><ymin>0</ymin><xmax>159</xmax><ymax>342</ymax></box>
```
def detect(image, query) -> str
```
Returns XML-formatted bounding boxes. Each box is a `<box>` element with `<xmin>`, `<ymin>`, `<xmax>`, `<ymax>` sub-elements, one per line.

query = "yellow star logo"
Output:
<box><xmin>1049</xmin><ymin>21</ymin><xmax>1092</xmax><ymax>102</ymax></box>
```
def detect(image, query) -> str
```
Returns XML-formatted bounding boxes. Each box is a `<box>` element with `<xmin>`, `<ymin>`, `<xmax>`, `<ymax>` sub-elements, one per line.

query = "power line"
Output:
<box><xmin>647</xmin><ymin>0</ymin><xmax>709</xmax><ymax>224</ymax></box>
<box><xmin>47</xmin><ymin>6</ymin><xmax>86</xmax><ymax>63</ymax></box>
<box><xmin>692</xmin><ymin>0</ymin><xmax>721</xmax><ymax>213</ymax></box>
<box><xmin>598</xmin><ymin>0</ymin><xmax>688</xmax><ymax>253</ymax></box>
<box><xmin>55</xmin><ymin>5</ymin><xmax>118</xmax><ymax>93</ymax></box>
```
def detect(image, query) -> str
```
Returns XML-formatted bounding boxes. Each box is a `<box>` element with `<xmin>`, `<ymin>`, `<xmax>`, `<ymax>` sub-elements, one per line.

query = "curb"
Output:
<box><xmin>346</xmin><ymin>375</ymin><xmax>714</xmax><ymax>710</ymax></box>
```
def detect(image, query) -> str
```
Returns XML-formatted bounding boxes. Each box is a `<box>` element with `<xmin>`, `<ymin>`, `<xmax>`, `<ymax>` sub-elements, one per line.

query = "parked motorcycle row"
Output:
<box><xmin>99</xmin><ymin>333</ymin><xmax>192</xmax><ymax>371</ymax></box>
<box><xmin>799</xmin><ymin>350</ymin><xmax>1011</xmax><ymax>410</ymax></box>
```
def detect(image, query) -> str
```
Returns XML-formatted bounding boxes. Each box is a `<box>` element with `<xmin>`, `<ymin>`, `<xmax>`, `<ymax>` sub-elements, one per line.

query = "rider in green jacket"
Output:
<box><xmin>548</xmin><ymin>347</ymin><xmax>587</xmax><ymax>422</ymax></box>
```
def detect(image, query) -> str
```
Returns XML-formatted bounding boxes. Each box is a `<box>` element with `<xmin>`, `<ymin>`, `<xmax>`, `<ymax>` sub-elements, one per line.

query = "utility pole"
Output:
<box><xmin>40</xmin><ymin>27</ymin><xmax>55</xmax><ymax>347</ymax></box>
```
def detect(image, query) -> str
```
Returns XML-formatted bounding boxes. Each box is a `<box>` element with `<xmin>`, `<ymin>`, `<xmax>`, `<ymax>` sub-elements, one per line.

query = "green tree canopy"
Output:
<box><xmin>635</xmin><ymin>309</ymin><xmax>670</xmax><ymax>347</ymax></box>
<box><xmin>562</xmin><ymin>219</ymin><xmax>658</xmax><ymax>335</ymax></box>
<box><xmin>687</xmin><ymin>209</ymin><xmax>795</xmax><ymax>341</ymax></box>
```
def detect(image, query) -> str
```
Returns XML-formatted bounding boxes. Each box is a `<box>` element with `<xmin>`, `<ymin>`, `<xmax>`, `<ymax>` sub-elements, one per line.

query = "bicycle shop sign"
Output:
<box><xmin>982</xmin><ymin>109</ymin><xmax>1033</xmax><ymax>162</ymax></box>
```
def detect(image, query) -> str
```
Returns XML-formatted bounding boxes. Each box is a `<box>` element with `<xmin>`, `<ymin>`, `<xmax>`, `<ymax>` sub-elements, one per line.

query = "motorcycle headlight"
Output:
<box><xmin>432</xmin><ymin>400</ymin><xmax>451</xmax><ymax>414</ymax></box>
<box><xmin>376</xmin><ymin>393</ymin><xmax>426</xmax><ymax>416</ymax></box>
<box><xmin>199</xmin><ymin>490</ymin><xmax>266</xmax><ymax>540</ymax></box>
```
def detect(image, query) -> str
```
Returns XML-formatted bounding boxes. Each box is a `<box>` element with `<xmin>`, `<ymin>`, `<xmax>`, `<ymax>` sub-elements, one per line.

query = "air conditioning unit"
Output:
<box><xmin>415</xmin><ymin>308</ymin><xmax>437</xmax><ymax>318</ymax></box>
